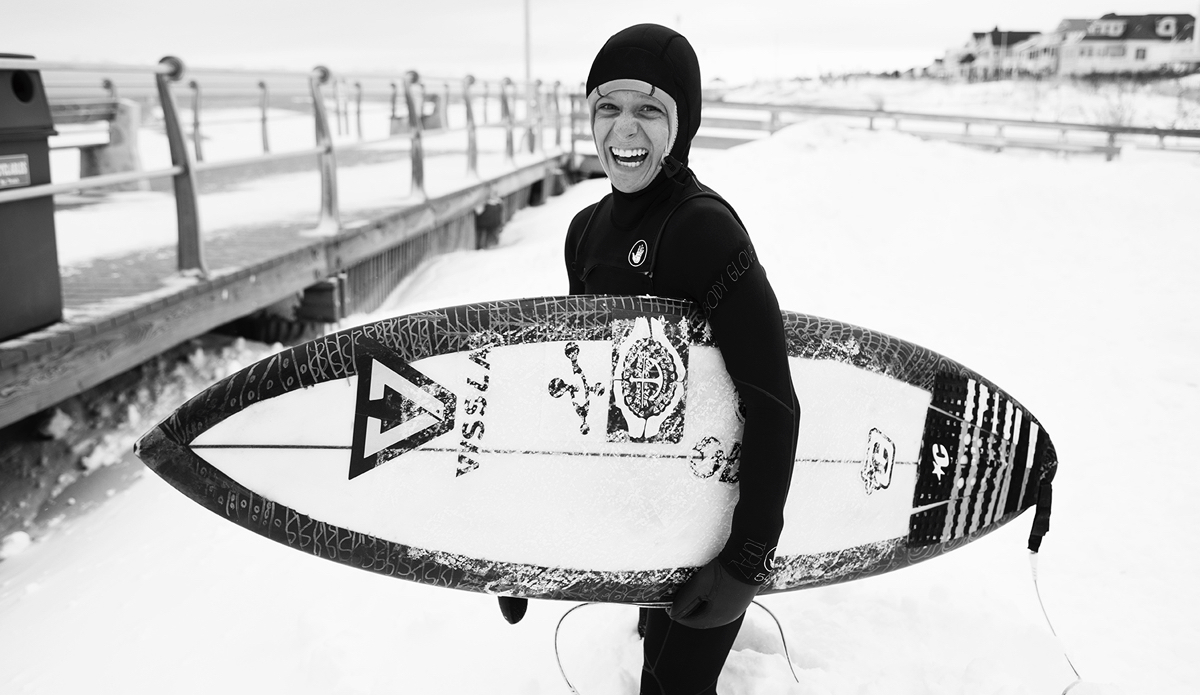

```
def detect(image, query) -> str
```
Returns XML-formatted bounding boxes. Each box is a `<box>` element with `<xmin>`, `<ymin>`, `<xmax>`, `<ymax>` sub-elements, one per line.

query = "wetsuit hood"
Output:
<box><xmin>586</xmin><ymin>23</ymin><xmax>703</xmax><ymax>172</ymax></box>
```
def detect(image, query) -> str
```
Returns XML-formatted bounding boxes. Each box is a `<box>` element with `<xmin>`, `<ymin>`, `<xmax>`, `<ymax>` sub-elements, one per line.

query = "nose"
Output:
<box><xmin>614</xmin><ymin>112</ymin><xmax>639</xmax><ymax>139</ymax></box>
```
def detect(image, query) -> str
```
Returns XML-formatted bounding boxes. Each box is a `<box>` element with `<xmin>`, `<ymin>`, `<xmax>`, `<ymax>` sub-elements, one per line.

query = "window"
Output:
<box><xmin>1088</xmin><ymin>20</ymin><xmax>1126</xmax><ymax>37</ymax></box>
<box><xmin>1157</xmin><ymin>18</ymin><xmax>1177</xmax><ymax>37</ymax></box>
<box><xmin>1107</xmin><ymin>46</ymin><xmax>1126</xmax><ymax>58</ymax></box>
<box><xmin>1136</xmin><ymin>48</ymin><xmax>1147</xmax><ymax>60</ymax></box>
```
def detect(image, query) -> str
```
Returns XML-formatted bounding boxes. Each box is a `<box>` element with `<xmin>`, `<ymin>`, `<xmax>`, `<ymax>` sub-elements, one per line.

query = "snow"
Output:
<box><xmin>3</xmin><ymin>78</ymin><xmax>1199</xmax><ymax>693</ymax></box>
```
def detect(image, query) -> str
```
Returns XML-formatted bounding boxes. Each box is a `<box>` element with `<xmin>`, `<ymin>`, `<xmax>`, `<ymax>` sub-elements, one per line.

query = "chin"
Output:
<box><xmin>608</xmin><ymin>165</ymin><xmax>656</xmax><ymax>193</ymax></box>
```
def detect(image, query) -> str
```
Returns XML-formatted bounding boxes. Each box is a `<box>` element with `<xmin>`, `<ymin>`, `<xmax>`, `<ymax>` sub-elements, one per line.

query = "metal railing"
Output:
<box><xmin>705</xmin><ymin>100</ymin><xmax>1200</xmax><ymax>159</ymax></box>
<box><xmin>566</xmin><ymin>94</ymin><xmax>1200</xmax><ymax>160</ymax></box>
<box><xmin>0</xmin><ymin>57</ymin><xmax>568</xmax><ymax>278</ymax></box>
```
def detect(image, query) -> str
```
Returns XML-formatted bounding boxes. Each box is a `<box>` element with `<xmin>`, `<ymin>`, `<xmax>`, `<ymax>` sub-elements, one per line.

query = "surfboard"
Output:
<box><xmin>135</xmin><ymin>295</ymin><xmax>1057</xmax><ymax>604</ymax></box>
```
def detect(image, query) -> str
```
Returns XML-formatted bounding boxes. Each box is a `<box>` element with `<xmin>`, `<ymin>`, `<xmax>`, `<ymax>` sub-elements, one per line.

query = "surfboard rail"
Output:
<box><xmin>135</xmin><ymin>295</ymin><xmax>1057</xmax><ymax>603</ymax></box>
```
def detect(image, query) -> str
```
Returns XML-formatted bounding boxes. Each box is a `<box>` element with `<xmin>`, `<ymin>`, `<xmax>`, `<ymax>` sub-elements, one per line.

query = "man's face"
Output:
<box><xmin>592</xmin><ymin>89</ymin><xmax>671</xmax><ymax>193</ymax></box>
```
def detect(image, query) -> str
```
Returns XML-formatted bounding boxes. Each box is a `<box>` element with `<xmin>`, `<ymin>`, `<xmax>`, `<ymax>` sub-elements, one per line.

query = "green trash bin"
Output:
<box><xmin>0</xmin><ymin>53</ymin><xmax>62</xmax><ymax>342</ymax></box>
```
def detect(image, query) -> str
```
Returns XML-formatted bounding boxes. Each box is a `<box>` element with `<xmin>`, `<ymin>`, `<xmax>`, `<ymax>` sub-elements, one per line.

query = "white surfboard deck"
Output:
<box><xmin>136</xmin><ymin>296</ymin><xmax>1055</xmax><ymax>603</ymax></box>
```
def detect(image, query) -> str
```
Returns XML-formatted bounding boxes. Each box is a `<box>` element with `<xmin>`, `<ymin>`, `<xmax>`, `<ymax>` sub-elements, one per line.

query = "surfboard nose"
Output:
<box><xmin>133</xmin><ymin>425</ymin><xmax>166</xmax><ymax>471</ymax></box>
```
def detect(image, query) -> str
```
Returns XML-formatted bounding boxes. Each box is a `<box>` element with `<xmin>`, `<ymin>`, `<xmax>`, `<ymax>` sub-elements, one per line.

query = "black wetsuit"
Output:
<box><xmin>566</xmin><ymin>167</ymin><xmax>800</xmax><ymax>694</ymax></box>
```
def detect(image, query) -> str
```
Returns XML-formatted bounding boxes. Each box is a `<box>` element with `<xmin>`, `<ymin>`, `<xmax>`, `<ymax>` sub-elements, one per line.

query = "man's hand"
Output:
<box><xmin>667</xmin><ymin>558</ymin><xmax>759</xmax><ymax>629</ymax></box>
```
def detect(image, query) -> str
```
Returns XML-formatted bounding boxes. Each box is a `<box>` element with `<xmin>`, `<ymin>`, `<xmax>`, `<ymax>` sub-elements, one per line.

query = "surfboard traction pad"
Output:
<box><xmin>136</xmin><ymin>295</ymin><xmax>1057</xmax><ymax>603</ymax></box>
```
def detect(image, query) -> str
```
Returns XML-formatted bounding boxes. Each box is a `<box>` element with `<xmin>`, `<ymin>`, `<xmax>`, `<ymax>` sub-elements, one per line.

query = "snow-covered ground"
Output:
<box><xmin>2</xmin><ymin>79</ymin><xmax>1198</xmax><ymax>694</ymax></box>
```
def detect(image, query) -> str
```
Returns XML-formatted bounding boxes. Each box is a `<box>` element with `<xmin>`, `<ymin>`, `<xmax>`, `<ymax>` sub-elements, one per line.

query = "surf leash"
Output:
<box><xmin>553</xmin><ymin>602</ymin><xmax>593</xmax><ymax>695</ymax></box>
<box><xmin>750</xmin><ymin>600</ymin><xmax>801</xmax><ymax>684</ymax></box>
<box><xmin>553</xmin><ymin>601</ymin><xmax>800</xmax><ymax>693</ymax></box>
<box><xmin>1029</xmin><ymin>552</ymin><xmax>1083</xmax><ymax>694</ymax></box>
<box><xmin>1027</xmin><ymin>473</ymin><xmax>1083</xmax><ymax>694</ymax></box>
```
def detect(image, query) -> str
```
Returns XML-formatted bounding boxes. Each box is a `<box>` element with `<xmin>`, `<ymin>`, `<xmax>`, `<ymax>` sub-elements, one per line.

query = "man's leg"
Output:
<box><xmin>640</xmin><ymin>607</ymin><xmax>745</xmax><ymax>695</ymax></box>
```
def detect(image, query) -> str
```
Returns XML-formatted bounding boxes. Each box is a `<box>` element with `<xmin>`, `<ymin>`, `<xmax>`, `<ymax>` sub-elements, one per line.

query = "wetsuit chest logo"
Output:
<box><xmin>628</xmin><ymin>240</ymin><xmax>648</xmax><ymax>267</ymax></box>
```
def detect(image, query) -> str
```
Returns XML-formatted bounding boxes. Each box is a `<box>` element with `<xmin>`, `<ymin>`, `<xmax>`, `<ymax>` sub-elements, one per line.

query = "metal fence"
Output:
<box><xmin>566</xmin><ymin>92</ymin><xmax>1200</xmax><ymax>160</ymax></box>
<box><xmin>703</xmin><ymin>99</ymin><xmax>1200</xmax><ymax>160</ymax></box>
<box><xmin>0</xmin><ymin>56</ymin><xmax>567</xmax><ymax>277</ymax></box>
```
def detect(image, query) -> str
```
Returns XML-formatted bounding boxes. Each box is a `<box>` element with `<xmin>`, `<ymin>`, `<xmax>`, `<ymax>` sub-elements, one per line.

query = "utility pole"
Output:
<box><xmin>524</xmin><ymin>0</ymin><xmax>532</xmax><ymax>106</ymax></box>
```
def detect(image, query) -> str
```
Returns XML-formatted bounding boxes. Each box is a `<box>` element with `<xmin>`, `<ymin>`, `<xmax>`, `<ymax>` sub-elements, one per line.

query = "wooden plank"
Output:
<box><xmin>50</xmin><ymin>100</ymin><xmax>120</xmax><ymax>125</ymax></box>
<box><xmin>326</xmin><ymin>157</ymin><xmax>561</xmax><ymax>272</ymax></box>
<box><xmin>701</xmin><ymin>117</ymin><xmax>772</xmax><ymax>131</ymax></box>
<box><xmin>0</xmin><ymin>247</ymin><xmax>328</xmax><ymax>429</ymax></box>
<box><xmin>906</xmin><ymin>130</ymin><xmax>1120</xmax><ymax>156</ymax></box>
<box><xmin>692</xmin><ymin>134</ymin><xmax>755</xmax><ymax>150</ymax></box>
<box><xmin>0</xmin><ymin>154</ymin><xmax>569</xmax><ymax>430</ymax></box>
<box><xmin>49</xmin><ymin>127</ymin><xmax>110</xmax><ymax>150</ymax></box>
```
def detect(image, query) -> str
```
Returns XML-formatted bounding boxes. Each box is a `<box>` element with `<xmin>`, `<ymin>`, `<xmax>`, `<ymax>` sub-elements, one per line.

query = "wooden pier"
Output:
<box><xmin>0</xmin><ymin>155</ymin><xmax>567</xmax><ymax>431</ymax></box>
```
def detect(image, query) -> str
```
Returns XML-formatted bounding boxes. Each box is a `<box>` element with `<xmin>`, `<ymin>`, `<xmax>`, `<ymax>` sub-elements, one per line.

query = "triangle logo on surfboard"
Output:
<box><xmin>349</xmin><ymin>335</ymin><xmax>456</xmax><ymax>480</ymax></box>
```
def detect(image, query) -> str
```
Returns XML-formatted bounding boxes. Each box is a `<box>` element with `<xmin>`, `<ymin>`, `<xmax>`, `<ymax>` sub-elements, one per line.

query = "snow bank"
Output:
<box><xmin>2</xmin><ymin>79</ymin><xmax>1197</xmax><ymax>694</ymax></box>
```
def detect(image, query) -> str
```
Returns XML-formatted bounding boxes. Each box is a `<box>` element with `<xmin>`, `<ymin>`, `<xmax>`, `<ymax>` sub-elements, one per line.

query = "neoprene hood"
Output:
<box><xmin>586</xmin><ymin>23</ymin><xmax>703</xmax><ymax>168</ymax></box>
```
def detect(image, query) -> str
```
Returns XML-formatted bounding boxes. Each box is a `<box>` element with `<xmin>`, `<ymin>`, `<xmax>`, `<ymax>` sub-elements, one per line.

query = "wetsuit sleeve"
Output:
<box><xmin>563</xmin><ymin>205</ymin><xmax>595</xmax><ymax>295</ymax></box>
<box><xmin>656</xmin><ymin>198</ymin><xmax>800</xmax><ymax>585</ymax></box>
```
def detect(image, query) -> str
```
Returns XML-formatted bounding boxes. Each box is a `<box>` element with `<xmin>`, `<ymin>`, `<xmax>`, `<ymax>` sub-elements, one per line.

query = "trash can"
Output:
<box><xmin>0</xmin><ymin>54</ymin><xmax>61</xmax><ymax>342</ymax></box>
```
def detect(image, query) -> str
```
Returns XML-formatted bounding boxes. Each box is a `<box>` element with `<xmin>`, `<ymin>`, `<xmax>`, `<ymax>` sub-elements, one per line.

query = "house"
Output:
<box><xmin>1013</xmin><ymin>33</ymin><xmax>1061</xmax><ymax>76</ymax></box>
<box><xmin>953</xmin><ymin>27</ymin><xmax>1043</xmax><ymax>80</ymax></box>
<box><xmin>1013</xmin><ymin>19</ymin><xmax>1094</xmax><ymax>76</ymax></box>
<box><xmin>1059</xmin><ymin>13</ymin><xmax>1199</xmax><ymax>76</ymax></box>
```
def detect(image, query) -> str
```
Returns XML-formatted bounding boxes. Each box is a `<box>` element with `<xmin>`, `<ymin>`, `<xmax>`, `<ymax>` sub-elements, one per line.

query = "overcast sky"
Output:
<box><xmin>3</xmin><ymin>0</ymin><xmax>1198</xmax><ymax>81</ymax></box>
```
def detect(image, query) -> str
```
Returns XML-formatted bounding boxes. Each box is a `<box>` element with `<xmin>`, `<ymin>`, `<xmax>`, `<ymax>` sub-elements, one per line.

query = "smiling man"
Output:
<box><xmin>591</xmin><ymin>86</ymin><xmax>674</xmax><ymax>192</ymax></box>
<box><xmin>499</xmin><ymin>23</ymin><xmax>800</xmax><ymax>695</ymax></box>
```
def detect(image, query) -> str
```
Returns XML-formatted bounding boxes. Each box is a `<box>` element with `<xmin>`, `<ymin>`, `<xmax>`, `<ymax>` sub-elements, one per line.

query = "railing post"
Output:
<box><xmin>258</xmin><ymin>80</ymin><xmax>270</xmax><ymax>154</ymax></box>
<box><xmin>482</xmin><ymin>81</ymin><xmax>490</xmax><ymax>125</ymax></box>
<box><xmin>309</xmin><ymin>65</ymin><xmax>340</xmax><ymax>231</ymax></box>
<box><xmin>102</xmin><ymin>78</ymin><xmax>117</xmax><ymax>100</ymax></box>
<box><xmin>188</xmin><ymin>79</ymin><xmax>203</xmax><ymax>162</ymax></box>
<box><xmin>156</xmin><ymin>56</ymin><xmax>206</xmax><ymax>276</ymax></box>
<box><xmin>342</xmin><ymin>80</ymin><xmax>350</xmax><ymax>136</ymax></box>
<box><xmin>532</xmin><ymin>79</ymin><xmax>543</xmax><ymax>153</ymax></box>
<box><xmin>355</xmin><ymin>81</ymin><xmax>363</xmax><ymax>140</ymax></box>
<box><xmin>333</xmin><ymin>78</ymin><xmax>343</xmax><ymax>136</ymax></box>
<box><xmin>390</xmin><ymin>81</ymin><xmax>398</xmax><ymax>120</ymax></box>
<box><xmin>553</xmin><ymin>81</ymin><xmax>562</xmax><ymax>148</ymax></box>
<box><xmin>464</xmin><ymin>75</ymin><xmax>479</xmax><ymax>178</ymax></box>
<box><xmin>501</xmin><ymin>77</ymin><xmax>515</xmax><ymax>164</ymax></box>
<box><xmin>404</xmin><ymin>70</ymin><xmax>426</xmax><ymax>198</ymax></box>
<box><xmin>569</xmin><ymin>91</ymin><xmax>582</xmax><ymax>162</ymax></box>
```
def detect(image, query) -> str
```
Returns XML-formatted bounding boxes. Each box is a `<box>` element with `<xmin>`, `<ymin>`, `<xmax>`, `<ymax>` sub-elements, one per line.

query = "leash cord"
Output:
<box><xmin>1029</xmin><ymin>551</ymin><xmax>1083</xmax><ymax>694</ymax></box>
<box><xmin>751</xmin><ymin>600</ymin><xmax>801</xmax><ymax>684</ymax></box>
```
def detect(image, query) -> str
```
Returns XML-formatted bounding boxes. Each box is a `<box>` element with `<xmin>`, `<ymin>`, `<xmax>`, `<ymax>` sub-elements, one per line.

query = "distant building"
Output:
<box><xmin>924</xmin><ymin>57</ymin><xmax>948</xmax><ymax>79</ymax></box>
<box><xmin>943</xmin><ymin>13</ymin><xmax>1200</xmax><ymax>80</ymax></box>
<box><xmin>1059</xmin><ymin>13</ymin><xmax>1198</xmax><ymax>76</ymax></box>
<box><xmin>952</xmin><ymin>27</ymin><xmax>1042</xmax><ymax>80</ymax></box>
<box><xmin>1013</xmin><ymin>19</ymin><xmax>1094</xmax><ymax>76</ymax></box>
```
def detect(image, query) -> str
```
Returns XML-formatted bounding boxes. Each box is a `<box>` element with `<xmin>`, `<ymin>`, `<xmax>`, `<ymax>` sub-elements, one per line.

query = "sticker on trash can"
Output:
<box><xmin>0</xmin><ymin>155</ymin><xmax>31</xmax><ymax>189</ymax></box>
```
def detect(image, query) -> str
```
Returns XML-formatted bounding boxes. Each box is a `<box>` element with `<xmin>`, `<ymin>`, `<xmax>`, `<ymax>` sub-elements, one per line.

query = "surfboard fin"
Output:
<box><xmin>498</xmin><ymin>596</ymin><xmax>527</xmax><ymax>625</ymax></box>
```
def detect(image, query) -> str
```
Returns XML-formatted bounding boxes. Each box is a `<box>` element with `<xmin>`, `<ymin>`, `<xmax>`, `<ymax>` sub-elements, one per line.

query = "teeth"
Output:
<box><xmin>611</xmin><ymin>147</ymin><xmax>648</xmax><ymax>159</ymax></box>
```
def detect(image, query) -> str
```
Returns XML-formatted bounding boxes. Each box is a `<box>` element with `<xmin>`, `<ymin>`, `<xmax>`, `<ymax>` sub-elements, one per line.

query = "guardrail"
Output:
<box><xmin>566</xmin><ymin>95</ymin><xmax>1200</xmax><ymax>160</ymax></box>
<box><xmin>704</xmin><ymin>100</ymin><xmax>1200</xmax><ymax>160</ymax></box>
<box><xmin>1</xmin><ymin>57</ymin><xmax>567</xmax><ymax>278</ymax></box>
